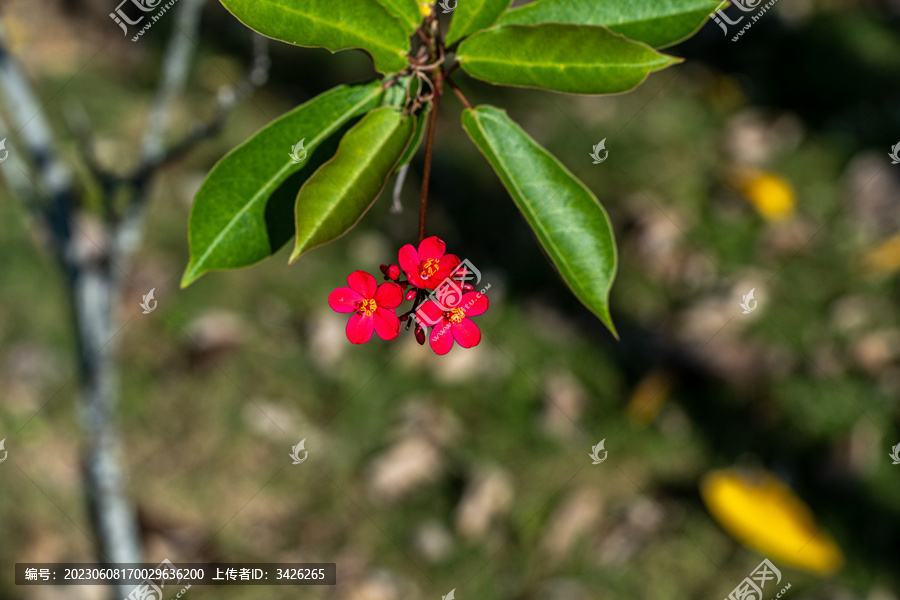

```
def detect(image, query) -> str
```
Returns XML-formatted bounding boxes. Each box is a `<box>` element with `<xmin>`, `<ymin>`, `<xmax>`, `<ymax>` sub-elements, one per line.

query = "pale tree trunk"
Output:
<box><xmin>74</xmin><ymin>256</ymin><xmax>143</xmax><ymax>596</ymax></box>
<box><xmin>0</xmin><ymin>2</ymin><xmax>267</xmax><ymax>598</ymax></box>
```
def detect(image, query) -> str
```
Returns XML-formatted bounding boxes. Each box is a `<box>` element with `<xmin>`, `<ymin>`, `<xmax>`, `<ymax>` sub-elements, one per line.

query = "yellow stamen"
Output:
<box><xmin>421</xmin><ymin>258</ymin><xmax>440</xmax><ymax>278</ymax></box>
<box><xmin>445</xmin><ymin>307</ymin><xmax>465</xmax><ymax>324</ymax></box>
<box><xmin>358</xmin><ymin>298</ymin><xmax>377</xmax><ymax>317</ymax></box>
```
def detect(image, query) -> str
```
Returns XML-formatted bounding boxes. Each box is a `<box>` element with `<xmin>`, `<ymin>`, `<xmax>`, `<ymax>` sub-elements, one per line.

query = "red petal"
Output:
<box><xmin>461</xmin><ymin>291</ymin><xmax>489</xmax><ymax>317</ymax></box>
<box><xmin>398</xmin><ymin>244</ymin><xmax>420</xmax><ymax>273</ymax></box>
<box><xmin>451</xmin><ymin>318</ymin><xmax>482</xmax><ymax>348</ymax></box>
<box><xmin>415</xmin><ymin>300</ymin><xmax>445</xmax><ymax>327</ymax></box>
<box><xmin>373</xmin><ymin>307</ymin><xmax>400</xmax><ymax>340</ymax></box>
<box><xmin>429</xmin><ymin>322</ymin><xmax>455</xmax><ymax>355</ymax></box>
<box><xmin>417</xmin><ymin>236</ymin><xmax>446</xmax><ymax>261</ymax></box>
<box><xmin>328</xmin><ymin>287</ymin><xmax>363</xmax><ymax>313</ymax></box>
<box><xmin>346</xmin><ymin>313</ymin><xmax>374</xmax><ymax>344</ymax></box>
<box><xmin>422</xmin><ymin>275</ymin><xmax>447</xmax><ymax>291</ymax></box>
<box><xmin>428</xmin><ymin>257</ymin><xmax>461</xmax><ymax>288</ymax></box>
<box><xmin>347</xmin><ymin>271</ymin><xmax>377</xmax><ymax>298</ymax></box>
<box><xmin>407</xmin><ymin>271</ymin><xmax>427</xmax><ymax>289</ymax></box>
<box><xmin>374</xmin><ymin>282</ymin><xmax>403</xmax><ymax>309</ymax></box>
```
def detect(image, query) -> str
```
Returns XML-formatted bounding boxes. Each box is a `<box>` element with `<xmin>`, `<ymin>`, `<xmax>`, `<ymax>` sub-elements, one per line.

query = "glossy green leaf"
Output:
<box><xmin>182</xmin><ymin>82</ymin><xmax>383</xmax><ymax>288</ymax></box>
<box><xmin>445</xmin><ymin>0</ymin><xmax>511</xmax><ymax>46</ymax></box>
<box><xmin>462</xmin><ymin>105</ymin><xmax>618</xmax><ymax>336</ymax></box>
<box><xmin>290</xmin><ymin>107</ymin><xmax>415</xmax><ymax>261</ymax></box>
<box><xmin>219</xmin><ymin>0</ymin><xmax>410</xmax><ymax>73</ymax></box>
<box><xmin>381</xmin><ymin>75</ymin><xmax>418</xmax><ymax>109</ymax></box>
<box><xmin>397</xmin><ymin>106</ymin><xmax>429</xmax><ymax>169</ymax></box>
<box><xmin>457</xmin><ymin>24</ymin><xmax>680</xmax><ymax>95</ymax></box>
<box><xmin>381</xmin><ymin>78</ymin><xmax>427</xmax><ymax>170</ymax></box>
<box><xmin>382</xmin><ymin>79</ymin><xmax>408</xmax><ymax>108</ymax></box>
<box><xmin>374</xmin><ymin>0</ymin><xmax>422</xmax><ymax>34</ymax></box>
<box><xmin>498</xmin><ymin>0</ymin><xmax>718</xmax><ymax>48</ymax></box>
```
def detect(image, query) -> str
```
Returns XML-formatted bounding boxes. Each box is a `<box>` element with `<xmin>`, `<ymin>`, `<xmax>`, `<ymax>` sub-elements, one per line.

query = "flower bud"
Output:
<box><xmin>405</xmin><ymin>289</ymin><xmax>418</xmax><ymax>301</ymax></box>
<box><xmin>379</xmin><ymin>264</ymin><xmax>389</xmax><ymax>276</ymax></box>
<box><xmin>415</xmin><ymin>325</ymin><xmax>426</xmax><ymax>345</ymax></box>
<box><xmin>462</xmin><ymin>283</ymin><xmax>474</xmax><ymax>291</ymax></box>
<box><xmin>387</xmin><ymin>264</ymin><xmax>401</xmax><ymax>280</ymax></box>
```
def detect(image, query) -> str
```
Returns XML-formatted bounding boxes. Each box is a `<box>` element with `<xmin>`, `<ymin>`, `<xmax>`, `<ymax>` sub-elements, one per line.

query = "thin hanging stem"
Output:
<box><xmin>417</xmin><ymin>12</ymin><xmax>444</xmax><ymax>244</ymax></box>
<box><xmin>418</xmin><ymin>68</ymin><xmax>442</xmax><ymax>243</ymax></box>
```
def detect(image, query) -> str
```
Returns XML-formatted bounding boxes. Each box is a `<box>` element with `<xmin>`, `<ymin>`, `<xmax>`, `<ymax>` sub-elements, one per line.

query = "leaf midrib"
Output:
<box><xmin>376</xmin><ymin>0</ymin><xmax>418</xmax><ymax>30</ymax></box>
<box><xmin>449</xmin><ymin>0</ymin><xmax>492</xmax><ymax>41</ymax></box>
<box><xmin>246</xmin><ymin>0</ymin><xmax>405</xmax><ymax>56</ymax></box>
<box><xmin>296</xmin><ymin>115</ymin><xmax>409</xmax><ymax>251</ymax></box>
<box><xmin>604</xmin><ymin>7</ymin><xmax>715</xmax><ymax>29</ymax></box>
<box><xmin>503</xmin><ymin>3</ymin><xmax>716</xmax><ymax>28</ymax></box>
<box><xmin>469</xmin><ymin>112</ymin><xmax>582</xmax><ymax>294</ymax></box>
<box><xmin>186</xmin><ymin>87</ymin><xmax>381</xmax><ymax>279</ymax></box>
<box><xmin>461</xmin><ymin>55</ymin><xmax>673</xmax><ymax>69</ymax></box>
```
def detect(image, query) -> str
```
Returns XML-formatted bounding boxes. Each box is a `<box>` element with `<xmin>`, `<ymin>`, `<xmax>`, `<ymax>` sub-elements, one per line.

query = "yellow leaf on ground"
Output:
<box><xmin>734</xmin><ymin>169</ymin><xmax>796</xmax><ymax>222</ymax></box>
<box><xmin>626</xmin><ymin>371</ymin><xmax>674</xmax><ymax>425</ymax></box>
<box><xmin>861</xmin><ymin>234</ymin><xmax>900</xmax><ymax>277</ymax></box>
<box><xmin>701</xmin><ymin>468</ymin><xmax>844</xmax><ymax>576</ymax></box>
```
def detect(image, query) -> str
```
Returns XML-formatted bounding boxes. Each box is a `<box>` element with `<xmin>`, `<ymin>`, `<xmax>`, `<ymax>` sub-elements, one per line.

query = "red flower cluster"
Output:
<box><xmin>328</xmin><ymin>237</ymin><xmax>488</xmax><ymax>354</ymax></box>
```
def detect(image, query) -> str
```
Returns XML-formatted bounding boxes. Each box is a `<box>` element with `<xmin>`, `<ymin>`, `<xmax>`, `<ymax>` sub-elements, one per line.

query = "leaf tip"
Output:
<box><xmin>600</xmin><ymin>311</ymin><xmax>619</xmax><ymax>341</ymax></box>
<box><xmin>180</xmin><ymin>265</ymin><xmax>201</xmax><ymax>289</ymax></box>
<box><xmin>661</xmin><ymin>53</ymin><xmax>685</xmax><ymax>68</ymax></box>
<box><xmin>608</xmin><ymin>323</ymin><xmax>620</xmax><ymax>341</ymax></box>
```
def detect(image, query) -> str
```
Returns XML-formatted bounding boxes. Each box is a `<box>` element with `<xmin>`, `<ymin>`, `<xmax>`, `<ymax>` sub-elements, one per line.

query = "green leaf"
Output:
<box><xmin>497</xmin><ymin>0</ymin><xmax>719</xmax><ymax>48</ymax></box>
<box><xmin>445</xmin><ymin>0</ymin><xmax>511</xmax><ymax>46</ymax></box>
<box><xmin>382</xmin><ymin>77</ymin><xmax>409</xmax><ymax>107</ymax></box>
<box><xmin>456</xmin><ymin>24</ymin><xmax>680</xmax><ymax>95</ymax></box>
<box><xmin>374</xmin><ymin>0</ymin><xmax>422</xmax><ymax>35</ymax></box>
<box><xmin>219</xmin><ymin>0</ymin><xmax>410</xmax><ymax>74</ymax></box>
<box><xmin>461</xmin><ymin>105</ymin><xmax>618</xmax><ymax>336</ymax></box>
<box><xmin>182</xmin><ymin>82</ymin><xmax>383</xmax><ymax>288</ymax></box>
<box><xmin>397</xmin><ymin>106</ymin><xmax>429</xmax><ymax>169</ymax></box>
<box><xmin>290</xmin><ymin>106</ymin><xmax>415</xmax><ymax>261</ymax></box>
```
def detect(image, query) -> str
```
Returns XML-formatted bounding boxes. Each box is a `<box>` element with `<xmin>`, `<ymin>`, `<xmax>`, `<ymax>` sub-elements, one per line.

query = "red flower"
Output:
<box><xmin>328</xmin><ymin>271</ymin><xmax>403</xmax><ymax>344</ymax></box>
<box><xmin>416</xmin><ymin>291</ymin><xmax>488</xmax><ymax>355</ymax></box>
<box><xmin>398</xmin><ymin>236</ymin><xmax>461</xmax><ymax>290</ymax></box>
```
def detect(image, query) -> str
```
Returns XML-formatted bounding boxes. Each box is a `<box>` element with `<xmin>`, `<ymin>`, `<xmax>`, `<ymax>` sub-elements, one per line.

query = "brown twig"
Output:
<box><xmin>416</xmin><ymin>55</ymin><xmax>446</xmax><ymax>71</ymax></box>
<box><xmin>382</xmin><ymin>70</ymin><xmax>408</xmax><ymax>90</ymax></box>
<box><xmin>444</xmin><ymin>75</ymin><xmax>472</xmax><ymax>109</ymax></box>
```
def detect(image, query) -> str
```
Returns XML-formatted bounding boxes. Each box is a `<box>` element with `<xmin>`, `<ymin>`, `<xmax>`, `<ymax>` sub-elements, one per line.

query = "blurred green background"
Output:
<box><xmin>1</xmin><ymin>0</ymin><xmax>900</xmax><ymax>598</ymax></box>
